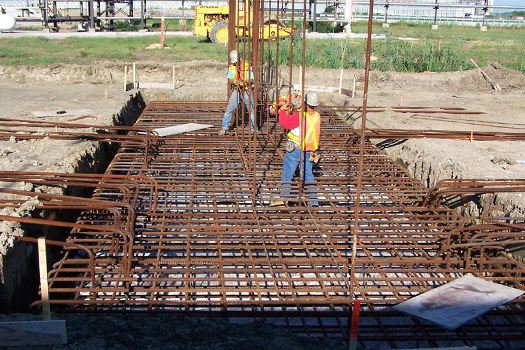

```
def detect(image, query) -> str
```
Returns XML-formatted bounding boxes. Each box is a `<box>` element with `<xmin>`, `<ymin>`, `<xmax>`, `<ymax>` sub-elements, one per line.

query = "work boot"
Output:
<box><xmin>218</xmin><ymin>128</ymin><xmax>227</xmax><ymax>136</ymax></box>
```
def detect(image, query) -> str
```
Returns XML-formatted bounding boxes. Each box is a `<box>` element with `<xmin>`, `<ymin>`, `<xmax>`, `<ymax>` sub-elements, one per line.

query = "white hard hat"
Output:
<box><xmin>305</xmin><ymin>92</ymin><xmax>319</xmax><ymax>107</ymax></box>
<box><xmin>229</xmin><ymin>50</ymin><xmax>238</xmax><ymax>64</ymax></box>
<box><xmin>293</xmin><ymin>84</ymin><xmax>300</xmax><ymax>92</ymax></box>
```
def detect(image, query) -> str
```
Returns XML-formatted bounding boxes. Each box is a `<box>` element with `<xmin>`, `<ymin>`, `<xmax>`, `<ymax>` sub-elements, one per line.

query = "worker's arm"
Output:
<box><xmin>278</xmin><ymin>108</ymin><xmax>300</xmax><ymax>130</ymax></box>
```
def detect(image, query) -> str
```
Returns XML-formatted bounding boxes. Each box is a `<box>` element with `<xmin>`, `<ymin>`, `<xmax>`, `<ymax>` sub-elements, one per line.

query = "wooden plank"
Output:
<box><xmin>304</xmin><ymin>85</ymin><xmax>353</xmax><ymax>97</ymax></box>
<box><xmin>38</xmin><ymin>237</ymin><xmax>50</xmax><ymax>321</ymax></box>
<box><xmin>150</xmin><ymin>123</ymin><xmax>214</xmax><ymax>137</ymax></box>
<box><xmin>0</xmin><ymin>320</ymin><xmax>67</xmax><ymax>346</ymax></box>
<box><xmin>137</xmin><ymin>82</ymin><xmax>174</xmax><ymax>89</ymax></box>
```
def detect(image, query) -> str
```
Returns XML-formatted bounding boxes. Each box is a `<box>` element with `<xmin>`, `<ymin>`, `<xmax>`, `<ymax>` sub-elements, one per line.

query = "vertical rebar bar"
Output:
<box><xmin>350</xmin><ymin>0</ymin><xmax>374</xmax><ymax>304</ymax></box>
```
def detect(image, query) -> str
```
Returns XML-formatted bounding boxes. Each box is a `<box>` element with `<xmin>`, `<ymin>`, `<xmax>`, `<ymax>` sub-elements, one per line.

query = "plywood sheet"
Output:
<box><xmin>393</xmin><ymin>274</ymin><xmax>524</xmax><ymax>330</ymax></box>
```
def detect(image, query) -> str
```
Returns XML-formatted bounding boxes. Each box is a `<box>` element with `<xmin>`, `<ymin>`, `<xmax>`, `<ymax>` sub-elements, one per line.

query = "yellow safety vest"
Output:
<box><xmin>228</xmin><ymin>63</ymin><xmax>254</xmax><ymax>81</ymax></box>
<box><xmin>287</xmin><ymin>110</ymin><xmax>320</xmax><ymax>151</ymax></box>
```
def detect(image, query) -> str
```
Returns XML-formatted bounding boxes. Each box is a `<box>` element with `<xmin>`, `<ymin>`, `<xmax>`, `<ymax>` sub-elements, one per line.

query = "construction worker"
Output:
<box><xmin>218</xmin><ymin>50</ymin><xmax>256</xmax><ymax>136</ymax></box>
<box><xmin>269</xmin><ymin>84</ymin><xmax>303</xmax><ymax>115</ymax></box>
<box><xmin>271</xmin><ymin>92</ymin><xmax>321</xmax><ymax>207</ymax></box>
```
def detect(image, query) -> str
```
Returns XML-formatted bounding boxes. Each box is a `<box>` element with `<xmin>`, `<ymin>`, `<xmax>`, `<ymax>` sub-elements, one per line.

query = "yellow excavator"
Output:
<box><xmin>192</xmin><ymin>0</ymin><xmax>295</xmax><ymax>44</ymax></box>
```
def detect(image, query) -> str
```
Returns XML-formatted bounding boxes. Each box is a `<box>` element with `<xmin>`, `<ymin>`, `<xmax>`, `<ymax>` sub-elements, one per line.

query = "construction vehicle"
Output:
<box><xmin>192</xmin><ymin>0</ymin><xmax>295</xmax><ymax>44</ymax></box>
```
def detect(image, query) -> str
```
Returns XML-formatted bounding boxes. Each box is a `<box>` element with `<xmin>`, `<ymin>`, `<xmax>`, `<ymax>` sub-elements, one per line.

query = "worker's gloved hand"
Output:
<box><xmin>284</xmin><ymin>140</ymin><xmax>296</xmax><ymax>153</ymax></box>
<box><xmin>232</xmin><ymin>79</ymin><xmax>244</xmax><ymax>89</ymax></box>
<box><xmin>309</xmin><ymin>150</ymin><xmax>320</xmax><ymax>163</ymax></box>
<box><xmin>281</xmin><ymin>103</ymin><xmax>294</xmax><ymax>114</ymax></box>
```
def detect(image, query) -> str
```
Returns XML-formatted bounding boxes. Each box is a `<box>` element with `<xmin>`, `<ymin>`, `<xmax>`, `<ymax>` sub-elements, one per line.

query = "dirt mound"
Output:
<box><xmin>368</xmin><ymin>64</ymin><xmax>525</xmax><ymax>94</ymax></box>
<box><xmin>3</xmin><ymin>61</ymin><xmax>522</xmax><ymax>103</ymax></box>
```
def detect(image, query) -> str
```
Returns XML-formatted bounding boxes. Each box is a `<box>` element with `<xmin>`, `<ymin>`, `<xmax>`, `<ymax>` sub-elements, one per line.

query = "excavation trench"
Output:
<box><xmin>0</xmin><ymin>92</ymin><xmax>146</xmax><ymax>313</ymax></box>
<box><xmin>1</xmin><ymin>64</ymin><xmax>525</xmax><ymax>348</ymax></box>
<box><xmin>1</xmin><ymin>99</ymin><xmax>523</xmax><ymax>348</ymax></box>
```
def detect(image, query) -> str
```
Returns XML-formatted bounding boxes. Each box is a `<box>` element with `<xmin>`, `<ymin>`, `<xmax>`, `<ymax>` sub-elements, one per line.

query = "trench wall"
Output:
<box><xmin>377</xmin><ymin>138</ymin><xmax>525</xmax><ymax>263</ymax></box>
<box><xmin>0</xmin><ymin>92</ymin><xmax>146</xmax><ymax>313</ymax></box>
<box><xmin>379</xmin><ymin>140</ymin><xmax>525</xmax><ymax>218</ymax></box>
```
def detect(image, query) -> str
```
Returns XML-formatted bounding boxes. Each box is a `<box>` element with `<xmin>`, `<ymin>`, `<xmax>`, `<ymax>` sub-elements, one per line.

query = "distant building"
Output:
<box><xmin>0</xmin><ymin>0</ymin><xmax>498</xmax><ymax>18</ymax></box>
<box><xmin>354</xmin><ymin>0</ymin><xmax>494</xmax><ymax>18</ymax></box>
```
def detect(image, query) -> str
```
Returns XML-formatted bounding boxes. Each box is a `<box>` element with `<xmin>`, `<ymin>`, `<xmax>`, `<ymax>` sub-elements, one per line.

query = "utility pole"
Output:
<box><xmin>432</xmin><ymin>0</ymin><xmax>439</xmax><ymax>30</ymax></box>
<box><xmin>383</xmin><ymin>0</ymin><xmax>389</xmax><ymax>27</ymax></box>
<box><xmin>481</xmin><ymin>0</ymin><xmax>488</xmax><ymax>31</ymax></box>
<box><xmin>344</xmin><ymin>0</ymin><xmax>352</xmax><ymax>33</ymax></box>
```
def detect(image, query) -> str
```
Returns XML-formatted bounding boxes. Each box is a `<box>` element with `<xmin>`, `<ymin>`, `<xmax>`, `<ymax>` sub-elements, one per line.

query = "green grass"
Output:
<box><xmin>0</xmin><ymin>21</ymin><xmax>524</xmax><ymax>74</ymax></box>
<box><xmin>344</xmin><ymin>21</ymin><xmax>525</xmax><ymax>72</ymax></box>
<box><xmin>0</xmin><ymin>36</ymin><xmax>229</xmax><ymax>65</ymax></box>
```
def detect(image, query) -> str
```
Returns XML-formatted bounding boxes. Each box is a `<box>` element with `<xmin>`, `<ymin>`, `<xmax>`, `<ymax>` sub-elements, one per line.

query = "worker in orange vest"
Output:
<box><xmin>219</xmin><ymin>50</ymin><xmax>256</xmax><ymax>136</ymax></box>
<box><xmin>271</xmin><ymin>92</ymin><xmax>321</xmax><ymax>207</ymax></box>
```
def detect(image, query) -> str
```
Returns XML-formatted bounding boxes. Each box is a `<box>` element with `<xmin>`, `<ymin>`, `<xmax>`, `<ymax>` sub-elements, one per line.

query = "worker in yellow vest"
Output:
<box><xmin>219</xmin><ymin>50</ymin><xmax>256</xmax><ymax>136</ymax></box>
<box><xmin>271</xmin><ymin>92</ymin><xmax>321</xmax><ymax>207</ymax></box>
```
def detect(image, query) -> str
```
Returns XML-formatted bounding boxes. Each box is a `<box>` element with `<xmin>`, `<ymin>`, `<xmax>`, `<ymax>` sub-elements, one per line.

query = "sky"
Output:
<box><xmin>492</xmin><ymin>0</ymin><xmax>525</xmax><ymax>12</ymax></box>
<box><xmin>493</xmin><ymin>0</ymin><xmax>525</xmax><ymax>7</ymax></box>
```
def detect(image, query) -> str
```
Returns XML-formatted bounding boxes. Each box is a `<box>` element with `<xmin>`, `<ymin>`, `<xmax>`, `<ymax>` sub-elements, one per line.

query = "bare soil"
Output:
<box><xmin>2</xmin><ymin>61</ymin><xmax>525</xmax><ymax>180</ymax></box>
<box><xmin>0</xmin><ymin>312</ymin><xmax>347</xmax><ymax>350</ymax></box>
<box><xmin>1</xmin><ymin>60</ymin><xmax>525</xmax><ymax>349</ymax></box>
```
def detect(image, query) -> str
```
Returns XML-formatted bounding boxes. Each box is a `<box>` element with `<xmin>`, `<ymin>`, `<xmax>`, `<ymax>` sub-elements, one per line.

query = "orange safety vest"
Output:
<box><xmin>287</xmin><ymin>110</ymin><xmax>320</xmax><ymax>151</ymax></box>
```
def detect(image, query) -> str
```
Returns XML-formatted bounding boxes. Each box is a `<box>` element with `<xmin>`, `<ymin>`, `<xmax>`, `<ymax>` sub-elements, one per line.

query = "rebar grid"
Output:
<box><xmin>17</xmin><ymin>100</ymin><xmax>520</xmax><ymax>348</ymax></box>
<box><xmin>2</xmin><ymin>0</ymin><xmax>525</xmax><ymax>345</ymax></box>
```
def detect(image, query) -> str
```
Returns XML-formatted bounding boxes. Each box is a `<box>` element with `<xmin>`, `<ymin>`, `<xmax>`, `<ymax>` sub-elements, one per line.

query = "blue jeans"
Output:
<box><xmin>281</xmin><ymin>147</ymin><xmax>318</xmax><ymax>206</ymax></box>
<box><xmin>221</xmin><ymin>90</ymin><xmax>255</xmax><ymax>130</ymax></box>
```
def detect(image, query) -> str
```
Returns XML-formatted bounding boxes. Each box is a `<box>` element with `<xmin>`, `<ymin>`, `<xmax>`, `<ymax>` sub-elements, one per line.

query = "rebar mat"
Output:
<box><xmin>46</xmin><ymin>101</ymin><xmax>525</xmax><ymax>349</ymax></box>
